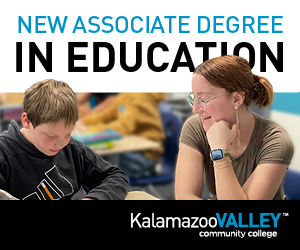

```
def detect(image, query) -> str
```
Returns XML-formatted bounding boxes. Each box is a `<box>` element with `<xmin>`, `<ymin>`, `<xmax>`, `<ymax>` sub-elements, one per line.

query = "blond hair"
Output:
<box><xmin>23</xmin><ymin>79</ymin><xmax>78</xmax><ymax>128</ymax></box>
<box><xmin>194</xmin><ymin>55</ymin><xmax>274</xmax><ymax>107</ymax></box>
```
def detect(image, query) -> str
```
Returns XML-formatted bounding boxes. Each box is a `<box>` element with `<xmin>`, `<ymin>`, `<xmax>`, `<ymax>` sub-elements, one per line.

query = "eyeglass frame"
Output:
<box><xmin>185</xmin><ymin>93</ymin><xmax>224</xmax><ymax>111</ymax></box>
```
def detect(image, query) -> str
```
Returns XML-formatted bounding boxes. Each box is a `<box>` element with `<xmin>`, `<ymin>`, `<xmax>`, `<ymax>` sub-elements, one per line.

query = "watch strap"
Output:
<box><xmin>223</xmin><ymin>149</ymin><xmax>230</xmax><ymax>158</ymax></box>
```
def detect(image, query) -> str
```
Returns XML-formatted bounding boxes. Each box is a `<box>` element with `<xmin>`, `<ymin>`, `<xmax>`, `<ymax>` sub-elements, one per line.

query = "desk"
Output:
<box><xmin>125</xmin><ymin>191</ymin><xmax>159</xmax><ymax>200</ymax></box>
<box><xmin>89</xmin><ymin>135</ymin><xmax>160</xmax><ymax>156</ymax></box>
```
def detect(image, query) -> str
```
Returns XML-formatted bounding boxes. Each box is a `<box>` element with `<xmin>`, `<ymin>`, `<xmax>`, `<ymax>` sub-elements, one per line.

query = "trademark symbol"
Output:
<box><xmin>283</xmin><ymin>213</ymin><xmax>289</xmax><ymax>216</ymax></box>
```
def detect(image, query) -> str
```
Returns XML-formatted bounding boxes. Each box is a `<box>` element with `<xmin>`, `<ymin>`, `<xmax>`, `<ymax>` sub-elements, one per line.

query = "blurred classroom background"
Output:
<box><xmin>0</xmin><ymin>92</ymin><xmax>299</xmax><ymax>200</ymax></box>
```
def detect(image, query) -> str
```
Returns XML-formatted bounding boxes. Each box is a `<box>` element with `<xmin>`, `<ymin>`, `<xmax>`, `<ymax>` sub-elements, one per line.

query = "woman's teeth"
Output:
<box><xmin>202</xmin><ymin>116</ymin><xmax>211</xmax><ymax>120</ymax></box>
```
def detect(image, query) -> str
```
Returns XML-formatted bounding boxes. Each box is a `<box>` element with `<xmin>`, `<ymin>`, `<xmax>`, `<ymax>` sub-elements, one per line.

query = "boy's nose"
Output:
<box><xmin>54</xmin><ymin>139</ymin><xmax>64</xmax><ymax>149</ymax></box>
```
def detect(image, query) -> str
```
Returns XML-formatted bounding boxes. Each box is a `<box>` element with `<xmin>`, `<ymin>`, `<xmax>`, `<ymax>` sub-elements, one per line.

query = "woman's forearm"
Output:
<box><xmin>213</xmin><ymin>157</ymin><xmax>247</xmax><ymax>200</ymax></box>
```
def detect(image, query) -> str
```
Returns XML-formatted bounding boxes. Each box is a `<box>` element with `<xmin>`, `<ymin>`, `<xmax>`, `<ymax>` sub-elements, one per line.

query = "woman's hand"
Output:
<box><xmin>206</xmin><ymin>120</ymin><xmax>237</xmax><ymax>150</ymax></box>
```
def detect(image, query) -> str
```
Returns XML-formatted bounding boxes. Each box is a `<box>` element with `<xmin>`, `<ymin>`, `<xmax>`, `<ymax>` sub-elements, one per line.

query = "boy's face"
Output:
<box><xmin>22</xmin><ymin>114</ymin><xmax>74</xmax><ymax>156</ymax></box>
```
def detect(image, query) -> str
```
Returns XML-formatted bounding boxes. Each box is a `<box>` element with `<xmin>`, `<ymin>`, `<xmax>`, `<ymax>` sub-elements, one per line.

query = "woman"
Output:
<box><xmin>175</xmin><ymin>55</ymin><xmax>294</xmax><ymax>200</ymax></box>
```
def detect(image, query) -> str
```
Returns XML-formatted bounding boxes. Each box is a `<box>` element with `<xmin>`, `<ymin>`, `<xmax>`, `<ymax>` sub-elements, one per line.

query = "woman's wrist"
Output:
<box><xmin>213</xmin><ymin>157</ymin><xmax>232</xmax><ymax>169</ymax></box>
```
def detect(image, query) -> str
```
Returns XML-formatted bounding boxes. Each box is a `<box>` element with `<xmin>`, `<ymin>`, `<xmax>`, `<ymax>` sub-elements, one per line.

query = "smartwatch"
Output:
<box><xmin>210</xmin><ymin>149</ymin><xmax>230</xmax><ymax>161</ymax></box>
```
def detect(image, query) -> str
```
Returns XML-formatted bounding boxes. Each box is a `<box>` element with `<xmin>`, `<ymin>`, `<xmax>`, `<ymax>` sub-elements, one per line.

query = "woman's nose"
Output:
<box><xmin>192</xmin><ymin>103</ymin><xmax>200</xmax><ymax>114</ymax></box>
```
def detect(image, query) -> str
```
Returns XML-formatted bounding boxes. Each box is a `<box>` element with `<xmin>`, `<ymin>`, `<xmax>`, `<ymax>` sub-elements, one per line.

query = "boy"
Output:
<box><xmin>0</xmin><ymin>79</ymin><xmax>130</xmax><ymax>200</ymax></box>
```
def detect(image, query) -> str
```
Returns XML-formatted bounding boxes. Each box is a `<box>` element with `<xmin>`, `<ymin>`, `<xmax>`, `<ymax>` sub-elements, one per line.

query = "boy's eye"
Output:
<box><xmin>47</xmin><ymin>134</ymin><xmax>56</xmax><ymax>139</ymax></box>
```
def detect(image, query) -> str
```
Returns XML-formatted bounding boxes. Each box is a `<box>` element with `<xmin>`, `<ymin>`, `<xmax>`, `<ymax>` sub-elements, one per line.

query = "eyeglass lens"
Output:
<box><xmin>187</xmin><ymin>94</ymin><xmax>207</xmax><ymax>111</ymax></box>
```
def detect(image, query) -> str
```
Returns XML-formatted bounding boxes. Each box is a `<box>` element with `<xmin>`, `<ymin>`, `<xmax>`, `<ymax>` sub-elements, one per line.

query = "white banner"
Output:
<box><xmin>0</xmin><ymin>0</ymin><xmax>298</xmax><ymax>92</ymax></box>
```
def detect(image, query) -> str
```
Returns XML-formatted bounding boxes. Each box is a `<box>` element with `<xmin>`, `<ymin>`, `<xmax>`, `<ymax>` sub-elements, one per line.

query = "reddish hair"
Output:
<box><xmin>194</xmin><ymin>55</ymin><xmax>274</xmax><ymax>107</ymax></box>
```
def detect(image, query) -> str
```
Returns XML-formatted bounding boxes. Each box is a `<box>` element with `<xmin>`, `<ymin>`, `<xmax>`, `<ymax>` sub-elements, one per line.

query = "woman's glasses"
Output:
<box><xmin>185</xmin><ymin>93</ymin><xmax>224</xmax><ymax>111</ymax></box>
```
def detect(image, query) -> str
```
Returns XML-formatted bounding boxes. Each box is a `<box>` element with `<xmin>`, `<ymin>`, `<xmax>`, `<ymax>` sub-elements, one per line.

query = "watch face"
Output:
<box><xmin>211</xmin><ymin>149</ymin><xmax>223</xmax><ymax>161</ymax></box>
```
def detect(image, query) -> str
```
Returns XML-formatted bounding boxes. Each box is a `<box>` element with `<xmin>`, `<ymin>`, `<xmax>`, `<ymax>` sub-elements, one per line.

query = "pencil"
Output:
<box><xmin>41</xmin><ymin>183</ymin><xmax>54</xmax><ymax>200</ymax></box>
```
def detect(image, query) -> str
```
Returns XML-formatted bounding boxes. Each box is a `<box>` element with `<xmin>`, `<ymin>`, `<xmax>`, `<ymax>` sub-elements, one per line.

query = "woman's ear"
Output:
<box><xmin>21</xmin><ymin>112</ymin><xmax>32</xmax><ymax>129</ymax></box>
<box><xmin>232</xmin><ymin>92</ymin><xmax>245</xmax><ymax>107</ymax></box>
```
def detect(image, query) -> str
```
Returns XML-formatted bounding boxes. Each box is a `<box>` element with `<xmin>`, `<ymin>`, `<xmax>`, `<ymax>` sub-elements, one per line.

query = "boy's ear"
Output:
<box><xmin>21</xmin><ymin>112</ymin><xmax>32</xmax><ymax>129</ymax></box>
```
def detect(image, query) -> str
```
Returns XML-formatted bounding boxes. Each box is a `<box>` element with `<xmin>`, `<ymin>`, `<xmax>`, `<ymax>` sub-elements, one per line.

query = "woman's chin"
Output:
<box><xmin>201</xmin><ymin>118</ymin><xmax>213</xmax><ymax>132</ymax></box>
